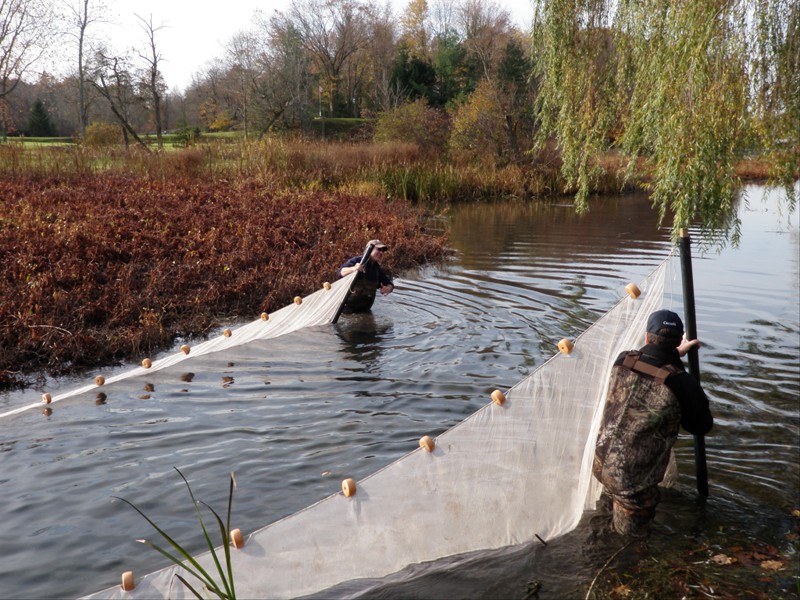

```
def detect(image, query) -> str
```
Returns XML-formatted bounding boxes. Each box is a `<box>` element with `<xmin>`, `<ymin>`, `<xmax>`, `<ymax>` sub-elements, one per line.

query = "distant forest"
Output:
<box><xmin>3</xmin><ymin>0</ymin><xmax>533</xmax><ymax>141</ymax></box>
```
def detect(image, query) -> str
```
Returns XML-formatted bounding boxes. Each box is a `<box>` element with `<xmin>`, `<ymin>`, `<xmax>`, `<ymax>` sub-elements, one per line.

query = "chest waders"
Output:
<box><xmin>593</xmin><ymin>351</ymin><xmax>681</xmax><ymax>496</ymax></box>
<box><xmin>344</xmin><ymin>276</ymin><xmax>378</xmax><ymax>312</ymax></box>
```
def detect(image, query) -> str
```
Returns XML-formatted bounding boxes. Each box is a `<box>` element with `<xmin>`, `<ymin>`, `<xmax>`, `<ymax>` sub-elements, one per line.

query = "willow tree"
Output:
<box><xmin>532</xmin><ymin>0</ymin><xmax>798</xmax><ymax>239</ymax></box>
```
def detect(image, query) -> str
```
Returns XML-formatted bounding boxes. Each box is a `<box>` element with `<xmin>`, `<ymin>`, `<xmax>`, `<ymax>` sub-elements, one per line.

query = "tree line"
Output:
<box><xmin>2</xmin><ymin>0</ymin><xmax>532</xmax><ymax>144</ymax></box>
<box><xmin>2</xmin><ymin>0</ymin><xmax>797</xmax><ymax>234</ymax></box>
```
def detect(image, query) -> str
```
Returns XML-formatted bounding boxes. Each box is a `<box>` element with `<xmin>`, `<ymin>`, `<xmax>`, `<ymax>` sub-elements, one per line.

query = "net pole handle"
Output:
<box><xmin>332</xmin><ymin>243</ymin><xmax>375</xmax><ymax>324</ymax></box>
<box><xmin>679</xmin><ymin>229</ymin><xmax>709</xmax><ymax>498</ymax></box>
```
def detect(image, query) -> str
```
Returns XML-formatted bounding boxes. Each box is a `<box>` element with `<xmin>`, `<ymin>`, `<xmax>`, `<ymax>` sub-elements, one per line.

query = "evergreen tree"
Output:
<box><xmin>432</xmin><ymin>31</ymin><xmax>472</xmax><ymax>106</ymax></box>
<box><xmin>27</xmin><ymin>99</ymin><xmax>55</xmax><ymax>137</ymax></box>
<box><xmin>390</xmin><ymin>44</ymin><xmax>438</xmax><ymax>105</ymax></box>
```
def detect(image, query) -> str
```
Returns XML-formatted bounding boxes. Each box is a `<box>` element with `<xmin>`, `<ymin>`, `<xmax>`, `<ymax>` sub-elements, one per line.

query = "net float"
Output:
<box><xmin>141</xmin><ymin>358</ymin><xmax>152</xmax><ymax>369</ymax></box>
<box><xmin>230</xmin><ymin>528</ymin><xmax>244</xmax><ymax>549</ymax></box>
<box><xmin>223</xmin><ymin>329</ymin><xmax>232</xmax><ymax>337</ymax></box>
<box><xmin>294</xmin><ymin>296</ymin><xmax>303</xmax><ymax>305</ymax></box>
<box><xmin>180</xmin><ymin>344</ymin><xmax>191</xmax><ymax>355</ymax></box>
<box><xmin>261</xmin><ymin>312</ymin><xmax>269</xmax><ymax>321</ymax></box>
<box><xmin>419</xmin><ymin>435</ymin><xmax>435</xmax><ymax>452</ymax></box>
<box><xmin>625</xmin><ymin>283</ymin><xmax>641</xmax><ymax>299</ymax></box>
<box><xmin>558</xmin><ymin>339</ymin><xmax>574</xmax><ymax>354</ymax></box>
<box><xmin>42</xmin><ymin>393</ymin><xmax>52</xmax><ymax>404</ymax></box>
<box><xmin>323</xmin><ymin>282</ymin><xmax>332</xmax><ymax>290</ymax></box>
<box><xmin>121</xmin><ymin>571</ymin><xmax>135</xmax><ymax>591</ymax></box>
<box><xmin>95</xmin><ymin>375</ymin><xmax>105</xmax><ymax>386</ymax></box>
<box><xmin>342</xmin><ymin>478</ymin><xmax>356</xmax><ymax>497</ymax></box>
<box><xmin>491</xmin><ymin>390</ymin><xmax>506</xmax><ymax>405</ymax></box>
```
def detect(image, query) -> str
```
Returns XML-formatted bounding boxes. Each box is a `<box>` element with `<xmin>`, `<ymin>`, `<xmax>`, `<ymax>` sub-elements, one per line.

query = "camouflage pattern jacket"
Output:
<box><xmin>593</xmin><ymin>351</ymin><xmax>683</xmax><ymax>495</ymax></box>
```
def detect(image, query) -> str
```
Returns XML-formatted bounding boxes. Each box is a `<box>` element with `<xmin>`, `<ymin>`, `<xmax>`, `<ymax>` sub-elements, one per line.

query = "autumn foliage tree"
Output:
<box><xmin>373</xmin><ymin>98</ymin><xmax>449</xmax><ymax>155</ymax></box>
<box><xmin>449</xmin><ymin>79</ymin><xmax>507</xmax><ymax>164</ymax></box>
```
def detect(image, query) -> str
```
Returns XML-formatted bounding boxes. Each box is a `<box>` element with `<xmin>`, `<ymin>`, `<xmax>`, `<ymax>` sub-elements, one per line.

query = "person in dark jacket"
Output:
<box><xmin>593</xmin><ymin>309</ymin><xmax>713</xmax><ymax>537</ymax></box>
<box><xmin>337</xmin><ymin>239</ymin><xmax>394</xmax><ymax>313</ymax></box>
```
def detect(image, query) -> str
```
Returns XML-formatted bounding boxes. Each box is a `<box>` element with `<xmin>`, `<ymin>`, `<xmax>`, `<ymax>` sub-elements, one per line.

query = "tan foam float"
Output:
<box><xmin>293</xmin><ymin>296</ymin><xmax>303</xmax><ymax>305</ymax></box>
<box><xmin>95</xmin><ymin>375</ymin><xmax>105</xmax><ymax>386</ymax></box>
<box><xmin>121</xmin><ymin>570</ymin><xmax>135</xmax><ymax>591</ymax></box>
<box><xmin>491</xmin><ymin>390</ymin><xmax>506</xmax><ymax>406</ymax></box>
<box><xmin>180</xmin><ymin>344</ymin><xmax>191</xmax><ymax>355</ymax></box>
<box><xmin>419</xmin><ymin>435</ymin><xmax>435</xmax><ymax>452</ymax></box>
<box><xmin>625</xmin><ymin>283</ymin><xmax>641</xmax><ymax>299</ymax></box>
<box><xmin>323</xmin><ymin>282</ymin><xmax>332</xmax><ymax>290</ymax></box>
<box><xmin>558</xmin><ymin>339</ymin><xmax>574</xmax><ymax>354</ymax></box>
<box><xmin>342</xmin><ymin>478</ymin><xmax>356</xmax><ymax>497</ymax></box>
<box><xmin>223</xmin><ymin>328</ymin><xmax>232</xmax><ymax>338</ymax></box>
<box><xmin>230</xmin><ymin>528</ymin><xmax>244</xmax><ymax>549</ymax></box>
<box><xmin>261</xmin><ymin>312</ymin><xmax>269</xmax><ymax>321</ymax></box>
<box><xmin>141</xmin><ymin>358</ymin><xmax>152</xmax><ymax>369</ymax></box>
<box><xmin>42</xmin><ymin>393</ymin><xmax>52</xmax><ymax>404</ymax></box>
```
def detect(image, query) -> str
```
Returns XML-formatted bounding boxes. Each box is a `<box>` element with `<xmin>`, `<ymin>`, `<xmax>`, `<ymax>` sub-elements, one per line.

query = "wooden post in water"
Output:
<box><xmin>679</xmin><ymin>228</ymin><xmax>709</xmax><ymax>497</ymax></box>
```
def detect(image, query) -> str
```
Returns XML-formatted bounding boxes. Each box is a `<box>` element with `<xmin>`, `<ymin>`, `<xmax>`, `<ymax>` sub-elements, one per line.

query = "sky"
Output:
<box><xmin>98</xmin><ymin>0</ymin><xmax>535</xmax><ymax>93</ymax></box>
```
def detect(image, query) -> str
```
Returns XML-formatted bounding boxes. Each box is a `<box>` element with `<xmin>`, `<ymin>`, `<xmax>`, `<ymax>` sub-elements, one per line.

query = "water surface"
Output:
<box><xmin>1</xmin><ymin>186</ymin><xmax>797</xmax><ymax>598</ymax></box>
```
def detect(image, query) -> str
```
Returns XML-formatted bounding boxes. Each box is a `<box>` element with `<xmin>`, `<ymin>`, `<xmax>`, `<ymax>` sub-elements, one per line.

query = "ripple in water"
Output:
<box><xmin>0</xmin><ymin>187</ymin><xmax>796</xmax><ymax>598</ymax></box>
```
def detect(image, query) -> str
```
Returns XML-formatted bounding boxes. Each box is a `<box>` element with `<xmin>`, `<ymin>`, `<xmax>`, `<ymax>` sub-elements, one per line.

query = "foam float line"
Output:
<box><xmin>0</xmin><ymin>274</ymin><xmax>355</xmax><ymax>419</ymax></box>
<box><xmin>81</xmin><ymin>257</ymin><xmax>675</xmax><ymax>599</ymax></box>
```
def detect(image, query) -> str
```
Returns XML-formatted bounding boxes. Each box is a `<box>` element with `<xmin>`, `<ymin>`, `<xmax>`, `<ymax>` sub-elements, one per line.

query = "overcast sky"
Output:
<box><xmin>91</xmin><ymin>0</ymin><xmax>535</xmax><ymax>93</ymax></box>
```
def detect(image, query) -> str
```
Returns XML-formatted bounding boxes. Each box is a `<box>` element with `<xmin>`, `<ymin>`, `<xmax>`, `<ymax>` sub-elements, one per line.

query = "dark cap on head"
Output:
<box><xmin>647</xmin><ymin>309</ymin><xmax>684</xmax><ymax>338</ymax></box>
<box><xmin>368</xmin><ymin>239</ymin><xmax>388</xmax><ymax>250</ymax></box>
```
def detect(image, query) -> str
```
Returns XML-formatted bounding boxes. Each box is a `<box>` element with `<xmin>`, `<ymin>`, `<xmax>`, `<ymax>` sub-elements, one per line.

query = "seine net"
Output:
<box><xmin>0</xmin><ymin>276</ymin><xmax>355</xmax><ymax>420</ymax></box>
<box><xmin>82</xmin><ymin>256</ymin><xmax>675</xmax><ymax>599</ymax></box>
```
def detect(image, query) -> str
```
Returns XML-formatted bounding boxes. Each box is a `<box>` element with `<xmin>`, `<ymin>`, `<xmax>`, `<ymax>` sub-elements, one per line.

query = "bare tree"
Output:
<box><xmin>0</xmin><ymin>0</ymin><xmax>53</xmax><ymax>140</ymax></box>
<box><xmin>286</xmin><ymin>0</ymin><xmax>371</xmax><ymax>115</ymax></box>
<box><xmin>136</xmin><ymin>13</ymin><xmax>165</xmax><ymax>149</ymax></box>
<box><xmin>457</xmin><ymin>0</ymin><xmax>512</xmax><ymax>82</ymax></box>
<box><xmin>225</xmin><ymin>30</ymin><xmax>261</xmax><ymax>139</ymax></box>
<box><xmin>364</xmin><ymin>3</ymin><xmax>398</xmax><ymax>111</ymax></box>
<box><xmin>63</xmin><ymin>0</ymin><xmax>105</xmax><ymax>140</ymax></box>
<box><xmin>91</xmin><ymin>49</ymin><xmax>150</xmax><ymax>151</ymax></box>
<box><xmin>428</xmin><ymin>0</ymin><xmax>458</xmax><ymax>42</ymax></box>
<box><xmin>250</xmin><ymin>14</ymin><xmax>313</xmax><ymax>133</ymax></box>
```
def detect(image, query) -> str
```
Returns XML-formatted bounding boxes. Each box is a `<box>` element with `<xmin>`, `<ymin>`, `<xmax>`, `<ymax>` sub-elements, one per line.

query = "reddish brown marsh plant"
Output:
<box><xmin>0</xmin><ymin>175</ymin><xmax>448</xmax><ymax>387</ymax></box>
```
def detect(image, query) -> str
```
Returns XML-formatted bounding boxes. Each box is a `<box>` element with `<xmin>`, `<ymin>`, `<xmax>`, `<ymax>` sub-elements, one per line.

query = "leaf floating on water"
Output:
<box><xmin>760</xmin><ymin>560</ymin><xmax>784</xmax><ymax>571</ymax></box>
<box><xmin>612</xmin><ymin>584</ymin><xmax>633</xmax><ymax>597</ymax></box>
<box><xmin>710</xmin><ymin>554</ymin><xmax>736</xmax><ymax>565</ymax></box>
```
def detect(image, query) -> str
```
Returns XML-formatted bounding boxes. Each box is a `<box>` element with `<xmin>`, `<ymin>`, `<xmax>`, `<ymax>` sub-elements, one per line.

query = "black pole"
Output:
<box><xmin>679</xmin><ymin>228</ymin><xmax>709</xmax><ymax>498</ymax></box>
<box><xmin>331</xmin><ymin>243</ymin><xmax>375</xmax><ymax>324</ymax></box>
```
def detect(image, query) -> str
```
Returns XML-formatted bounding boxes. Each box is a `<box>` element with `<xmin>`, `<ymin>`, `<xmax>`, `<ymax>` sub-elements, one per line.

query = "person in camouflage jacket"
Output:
<box><xmin>593</xmin><ymin>309</ymin><xmax>713</xmax><ymax>537</ymax></box>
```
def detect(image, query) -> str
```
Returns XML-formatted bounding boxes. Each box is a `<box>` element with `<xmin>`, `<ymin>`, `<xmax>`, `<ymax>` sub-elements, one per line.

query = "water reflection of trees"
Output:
<box><xmin>446</xmin><ymin>195</ymin><xmax>672</xmax><ymax>270</ymax></box>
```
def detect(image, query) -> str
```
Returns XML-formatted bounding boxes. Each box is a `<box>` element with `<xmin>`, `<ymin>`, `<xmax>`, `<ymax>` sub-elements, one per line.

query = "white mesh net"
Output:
<box><xmin>0</xmin><ymin>275</ymin><xmax>355</xmax><ymax>420</ymax></box>
<box><xmin>82</xmin><ymin>257</ymin><xmax>672</xmax><ymax>599</ymax></box>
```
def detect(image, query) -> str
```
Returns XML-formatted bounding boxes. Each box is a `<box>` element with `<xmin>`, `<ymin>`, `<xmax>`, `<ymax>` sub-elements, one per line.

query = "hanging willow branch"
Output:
<box><xmin>532</xmin><ymin>0</ymin><xmax>799</xmax><ymax>242</ymax></box>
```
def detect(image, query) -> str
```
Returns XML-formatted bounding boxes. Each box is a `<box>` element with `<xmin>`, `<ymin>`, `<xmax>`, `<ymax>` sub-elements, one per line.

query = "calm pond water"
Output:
<box><xmin>1</xmin><ymin>185</ymin><xmax>797</xmax><ymax>599</ymax></box>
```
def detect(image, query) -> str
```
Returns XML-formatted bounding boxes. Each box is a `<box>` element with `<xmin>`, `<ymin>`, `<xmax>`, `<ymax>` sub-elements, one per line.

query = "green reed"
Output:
<box><xmin>114</xmin><ymin>469</ymin><xmax>237</xmax><ymax>600</ymax></box>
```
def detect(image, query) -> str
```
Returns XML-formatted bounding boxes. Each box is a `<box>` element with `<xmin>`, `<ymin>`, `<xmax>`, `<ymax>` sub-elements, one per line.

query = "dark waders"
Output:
<box><xmin>332</xmin><ymin>243</ymin><xmax>375</xmax><ymax>324</ymax></box>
